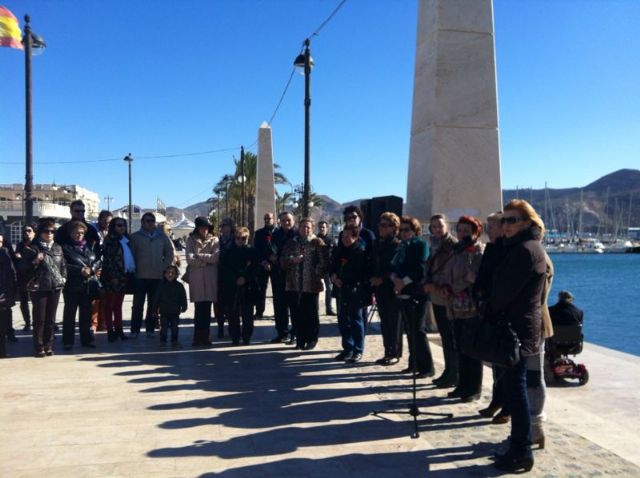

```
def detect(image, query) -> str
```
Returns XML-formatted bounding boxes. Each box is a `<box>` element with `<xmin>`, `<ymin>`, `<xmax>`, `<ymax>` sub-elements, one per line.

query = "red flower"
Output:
<box><xmin>266</xmin><ymin>234</ymin><xmax>272</xmax><ymax>242</ymax></box>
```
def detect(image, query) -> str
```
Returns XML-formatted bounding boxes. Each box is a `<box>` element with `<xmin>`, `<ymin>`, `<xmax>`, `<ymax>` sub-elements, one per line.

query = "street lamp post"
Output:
<box><xmin>124</xmin><ymin>154</ymin><xmax>133</xmax><ymax>233</ymax></box>
<box><xmin>240</xmin><ymin>146</ymin><xmax>246</xmax><ymax>226</ymax></box>
<box><xmin>23</xmin><ymin>15</ymin><xmax>46</xmax><ymax>225</ymax></box>
<box><xmin>294</xmin><ymin>38</ymin><xmax>313</xmax><ymax>218</ymax></box>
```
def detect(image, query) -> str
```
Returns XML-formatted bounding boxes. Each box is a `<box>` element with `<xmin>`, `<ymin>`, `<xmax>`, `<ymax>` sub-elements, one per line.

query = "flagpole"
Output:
<box><xmin>24</xmin><ymin>15</ymin><xmax>34</xmax><ymax>225</ymax></box>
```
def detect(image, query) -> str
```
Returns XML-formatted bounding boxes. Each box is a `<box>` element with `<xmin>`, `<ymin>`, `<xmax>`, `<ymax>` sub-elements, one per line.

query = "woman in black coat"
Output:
<box><xmin>61</xmin><ymin>221</ymin><xmax>101</xmax><ymax>350</ymax></box>
<box><xmin>490</xmin><ymin>200</ymin><xmax>547</xmax><ymax>473</ymax></box>
<box><xmin>391</xmin><ymin>216</ymin><xmax>434</xmax><ymax>378</ymax></box>
<box><xmin>219</xmin><ymin>227</ymin><xmax>259</xmax><ymax>346</ymax></box>
<box><xmin>0</xmin><ymin>233</ymin><xmax>17</xmax><ymax>358</ymax></box>
<box><xmin>22</xmin><ymin>219</ymin><xmax>67</xmax><ymax>357</ymax></box>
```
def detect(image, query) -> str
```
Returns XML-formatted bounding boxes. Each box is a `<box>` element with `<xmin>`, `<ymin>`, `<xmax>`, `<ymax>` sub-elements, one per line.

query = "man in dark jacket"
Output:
<box><xmin>549</xmin><ymin>290</ymin><xmax>583</xmax><ymax>326</ymax></box>
<box><xmin>317</xmin><ymin>221</ymin><xmax>336</xmax><ymax>315</ymax></box>
<box><xmin>54</xmin><ymin>200</ymin><xmax>99</xmax><ymax>247</ymax></box>
<box><xmin>253</xmin><ymin>213</ymin><xmax>275</xmax><ymax>319</ymax></box>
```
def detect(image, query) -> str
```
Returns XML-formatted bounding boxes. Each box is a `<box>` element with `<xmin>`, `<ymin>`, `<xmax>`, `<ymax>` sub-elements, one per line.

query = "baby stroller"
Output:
<box><xmin>545</xmin><ymin>322</ymin><xmax>589</xmax><ymax>386</ymax></box>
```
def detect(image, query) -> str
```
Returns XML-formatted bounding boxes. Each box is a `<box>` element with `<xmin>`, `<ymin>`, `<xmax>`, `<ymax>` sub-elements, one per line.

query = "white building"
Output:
<box><xmin>0</xmin><ymin>183</ymin><xmax>100</xmax><ymax>244</ymax></box>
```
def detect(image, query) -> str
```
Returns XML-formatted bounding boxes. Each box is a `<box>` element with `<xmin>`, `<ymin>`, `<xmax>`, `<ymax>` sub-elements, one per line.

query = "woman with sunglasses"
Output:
<box><xmin>60</xmin><ymin>221</ymin><xmax>101</xmax><ymax>350</ymax></box>
<box><xmin>14</xmin><ymin>223</ymin><xmax>37</xmax><ymax>332</ymax></box>
<box><xmin>391</xmin><ymin>216</ymin><xmax>434</xmax><ymax>378</ymax></box>
<box><xmin>443</xmin><ymin>216</ymin><xmax>485</xmax><ymax>402</ymax></box>
<box><xmin>22</xmin><ymin>219</ymin><xmax>67</xmax><ymax>357</ymax></box>
<box><xmin>101</xmin><ymin>218</ymin><xmax>135</xmax><ymax>342</ymax></box>
<box><xmin>371</xmin><ymin>212</ymin><xmax>402</xmax><ymax>365</ymax></box>
<box><xmin>489</xmin><ymin>200</ymin><xmax>547</xmax><ymax>473</ymax></box>
<box><xmin>219</xmin><ymin>227</ymin><xmax>259</xmax><ymax>345</ymax></box>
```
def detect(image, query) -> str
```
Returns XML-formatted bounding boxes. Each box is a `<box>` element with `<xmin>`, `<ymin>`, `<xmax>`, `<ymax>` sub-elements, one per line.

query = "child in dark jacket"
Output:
<box><xmin>153</xmin><ymin>265</ymin><xmax>188</xmax><ymax>344</ymax></box>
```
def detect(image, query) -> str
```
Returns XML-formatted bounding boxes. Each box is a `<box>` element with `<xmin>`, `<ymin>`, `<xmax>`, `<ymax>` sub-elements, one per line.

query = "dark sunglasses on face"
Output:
<box><xmin>501</xmin><ymin>216</ymin><xmax>523</xmax><ymax>225</ymax></box>
<box><xmin>236</xmin><ymin>236</ymin><xmax>248</xmax><ymax>241</ymax></box>
<box><xmin>43</xmin><ymin>229</ymin><xmax>55</xmax><ymax>234</ymax></box>
<box><xmin>345</xmin><ymin>214</ymin><xmax>358</xmax><ymax>220</ymax></box>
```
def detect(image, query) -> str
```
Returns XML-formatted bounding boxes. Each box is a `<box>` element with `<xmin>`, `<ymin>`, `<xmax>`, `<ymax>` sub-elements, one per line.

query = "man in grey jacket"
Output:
<box><xmin>129</xmin><ymin>212</ymin><xmax>174</xmax><ymax>336</ymax></box>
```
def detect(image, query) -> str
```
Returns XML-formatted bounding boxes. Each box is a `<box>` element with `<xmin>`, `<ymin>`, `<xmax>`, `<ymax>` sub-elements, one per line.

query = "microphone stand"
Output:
<box><xmin>373</xmin><ymin>294</ymin><xmax>453</xmax><ymax>438</ymax></box>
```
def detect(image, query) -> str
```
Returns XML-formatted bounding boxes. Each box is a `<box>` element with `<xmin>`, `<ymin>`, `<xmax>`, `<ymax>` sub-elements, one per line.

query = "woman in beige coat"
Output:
<box><xmin>186</xmin><ymin>217</ymin><xmax>219</xmax><ymax>346</ymax></box>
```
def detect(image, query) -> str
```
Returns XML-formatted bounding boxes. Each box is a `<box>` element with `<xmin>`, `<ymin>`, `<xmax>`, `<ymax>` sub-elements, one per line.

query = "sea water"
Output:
<box><xmin>548</xmin><ymin>254</ymin><xmax>640</xmax><ymax>356</ymax></box>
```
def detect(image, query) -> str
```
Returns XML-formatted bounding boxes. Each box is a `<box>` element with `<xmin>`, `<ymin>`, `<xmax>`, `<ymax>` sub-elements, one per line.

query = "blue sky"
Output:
<box><xmin>1</xmin><ymin>0</ymin><xmax>639</xmax><ymax>210</ymax></box>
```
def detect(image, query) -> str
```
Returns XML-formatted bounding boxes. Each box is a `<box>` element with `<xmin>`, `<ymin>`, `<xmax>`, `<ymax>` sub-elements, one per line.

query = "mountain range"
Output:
<box><xmin>164</xmin><ymin>169</ymin><xmax>640</xmax><ymax>233</ymax></box>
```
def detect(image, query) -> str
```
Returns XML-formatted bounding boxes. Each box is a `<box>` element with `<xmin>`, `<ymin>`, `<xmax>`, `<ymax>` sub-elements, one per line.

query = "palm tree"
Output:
<box><xmin>214</xmin><ymin>151</ymin><xmax>289</xmax><ymax>231</ymax></box>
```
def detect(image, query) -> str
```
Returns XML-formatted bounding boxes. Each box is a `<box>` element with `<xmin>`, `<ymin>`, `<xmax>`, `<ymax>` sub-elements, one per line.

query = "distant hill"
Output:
<box><xmin>503</xmin><ymin>169</ymin><xmax>640</xmax><ymax>234</ymax></box>
<box><xmin>165</xmin><ymin>169</ymin><xmax>640</xmax><ymax>233</ymax></box>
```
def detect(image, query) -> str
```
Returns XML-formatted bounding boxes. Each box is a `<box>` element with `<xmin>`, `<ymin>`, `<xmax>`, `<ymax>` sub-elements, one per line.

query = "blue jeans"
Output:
<box><xmin>504</xmin><ymin>354</ymin><xmax>532</xmax><ymax>455</ymax></box>
<box><xmin>337</xmin><ymin>289</ymin><xmax>366</xmax><ymax>354</ymax></box>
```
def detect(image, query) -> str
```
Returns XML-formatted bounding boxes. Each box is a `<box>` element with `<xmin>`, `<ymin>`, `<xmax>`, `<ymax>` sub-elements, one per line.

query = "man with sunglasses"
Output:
<box><xmin>129</xmin><ymin>212</ymin><xmax>175</xmax><ymax>337</ymax></box>
<box><xmin>54</xmin><ymin>200</ymin><xmax>99</xmax><ymax>247</ymax></box>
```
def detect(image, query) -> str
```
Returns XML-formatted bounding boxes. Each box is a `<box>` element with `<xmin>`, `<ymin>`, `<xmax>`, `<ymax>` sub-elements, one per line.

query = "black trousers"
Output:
<box><xmin>271</xmin><ymin>269</ymin><xmax>292</xmax><ymax>338</ymax></box>
<box><xmin>31</xmin><ymin>289</ymin><xmax>61</xmax><ymax>353</ymax></box>
<box><xmin>160</xmin><ymin>313</ymin><xmax>180</xmax><ymax>341</ymax></box>
<box><xmin>433</xmin><ymin>303</ymin><xmax>458</xmax><ymax>381</ymax></box>
<box><xmin>323</xmin><ymin>274</ymin><xmax>334</xmax><ymax>314</ymax></box>
<box><xmin>131</xmin><ymin>278</ymin><xmax>160</xmax><ymax>333</ymax></box>
<box><xmin>400</xmin><ymin>297</ymin><xmax>434</xmax><ymax>374</ymax></box>
<box><xmin>0</xmin><ymin>308</ymin><xmax>9</xmax><ymax>357</ymax></box>
<box><xmin>62</xmin><ymin>289</ymin><xmax>93</xmax><ymax>346</ymax></box>
<box><xmin>193</xmin><ymin>301</ymin><xmax>211</xmax><ymax>338</ymax></box>
<box><xmin>453</xmin><ymin>318</ymin><xmax>483</xmax><ymax>396</ymax></box>
<box><xmin>254</xmin><ymin>267</ymin><xmax>270</xmax><ymax>318</ymax></box>
<box><xmin>19</xmin><ymin>288</ymin><xmax>31</xmax><ymax>326</ymax></box>
<box><xmin>375</xmin><ymin>288</ymin><xmax>403</xmax><ymax>358</ymax></box>
<box><xmin>287</xmin><ymin>291</ymin><xmax>319</xmax><ymax>348</ymax></box>
<box><xmin>226</xmin><ymin>302</ymin><xmax>254</xmax><ymax>343</ymax></box>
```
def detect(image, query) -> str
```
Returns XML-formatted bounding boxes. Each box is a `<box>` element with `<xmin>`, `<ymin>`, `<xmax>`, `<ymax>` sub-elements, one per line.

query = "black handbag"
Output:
<box><xmin>85</xmin><ymin>276</ymin><xmax>102</xmax><ymax>300</ymax></box>
<box><xmin>460</xmin><ymin>315</ymin><xmax>521</xmax><ymax>368</ymax></box>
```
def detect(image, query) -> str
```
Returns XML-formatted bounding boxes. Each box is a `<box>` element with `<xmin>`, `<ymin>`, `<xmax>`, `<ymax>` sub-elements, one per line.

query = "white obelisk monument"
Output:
<box><xmin>406</xmin><ymin>0</ymin><xmax>502</xmax><ymax>223</ymax></box>
<box><xmin>255</xmin><ymin>122</ymin><xmax>276</xmax><ymax>226</ymax></box>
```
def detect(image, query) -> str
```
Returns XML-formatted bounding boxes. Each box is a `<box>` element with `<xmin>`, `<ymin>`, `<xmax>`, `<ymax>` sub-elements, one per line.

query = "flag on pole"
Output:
<box><xmin>0</xmin><ymin>6</ymin><xmax>22</xmax><ymax>49</ymax></box>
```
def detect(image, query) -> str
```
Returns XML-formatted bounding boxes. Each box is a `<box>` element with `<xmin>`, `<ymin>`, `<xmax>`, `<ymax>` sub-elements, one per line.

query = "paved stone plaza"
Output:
<box><xmin>2</xmin><ymin>291</ymin><xmax>639</xmax><ymax>477</ymax></box>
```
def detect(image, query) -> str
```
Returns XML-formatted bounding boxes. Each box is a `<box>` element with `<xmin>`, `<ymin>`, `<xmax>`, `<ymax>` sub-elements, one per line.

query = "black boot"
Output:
<box><xmin>107</xmin><ymin>329</ymin><xmax>117</xmax><ymax>343</ymax></box>
<box><xmin>117</xmin><ymin>328</ymin><xmax>128</xmax><ymax>340</ymax></box>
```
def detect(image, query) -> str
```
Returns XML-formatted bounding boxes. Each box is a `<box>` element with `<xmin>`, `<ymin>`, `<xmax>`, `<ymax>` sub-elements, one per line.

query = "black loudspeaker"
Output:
<box><xmin>360</xmin><ymin>195</ymin><xmax>403</xmax><ymax>233</ymax></box>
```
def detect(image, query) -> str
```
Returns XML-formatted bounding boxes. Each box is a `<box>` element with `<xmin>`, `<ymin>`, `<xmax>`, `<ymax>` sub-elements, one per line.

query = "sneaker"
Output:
<box><xmin>335</xmin><ymin>350</ymin><xmax>353</xmax><ymax>361</ymax></box>
<box><xmin>347</xmin><ymin>353</ymin><xmax>363</xmax><ymax>363</ymax></box>
<box><xmin>270</xmin><ymin>336</ymin><xmax>286</xmax><ymax>344</ymax></box>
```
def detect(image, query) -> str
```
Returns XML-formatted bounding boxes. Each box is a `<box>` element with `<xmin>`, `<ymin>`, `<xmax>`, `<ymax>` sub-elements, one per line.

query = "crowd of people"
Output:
<box><xmin>0</xmin><ymin>197</ymin><xmax>576</xmax><ymax>473</ymax></box>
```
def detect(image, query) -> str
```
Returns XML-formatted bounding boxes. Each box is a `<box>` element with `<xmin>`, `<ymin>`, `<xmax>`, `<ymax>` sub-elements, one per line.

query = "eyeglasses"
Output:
<box><xmin>236</xmin><ymin>236</ymin><xmax>249</xmax><ymax>241</ymax></box>
<box><xmin>501</xmin><ymin>216</ymin><xmax>523</xmax><ymax>225</ymax></box>
<box><xmin>345</xmin><ymin>214</ymin><xmax>359</xmax><ymax>220</ymax></box>
<box><xmin>43</xmin><ymin>229</ymin><xmax>55</xmax><ymax>234</ymax></box>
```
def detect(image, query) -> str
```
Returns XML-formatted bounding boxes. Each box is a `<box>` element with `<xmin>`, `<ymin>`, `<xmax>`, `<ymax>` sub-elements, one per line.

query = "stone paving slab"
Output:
<box><xmin>2</xmin><ymin>293</ymin><xmax>640</xmax><ymax>477</ymax></box>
